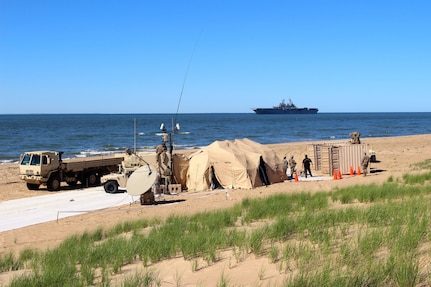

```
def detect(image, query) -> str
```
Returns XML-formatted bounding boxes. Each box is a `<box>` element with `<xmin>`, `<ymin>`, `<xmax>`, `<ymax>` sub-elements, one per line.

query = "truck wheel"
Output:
<box><xmin>26</xmin><ymin>183</ymin><xmax>40</xmax><ymax>190</ymax></box>
<box><xmin>86</xmin><ymin>173</ymin><xmax>99</xmax><ymax>187</ymax></box>
<box><xmin>47</xmin><ymin>177</ymin><xmax>61</xmax><ymax>191</ymax></box>
<box><xmin>104</xmin><ymin>180</ymin><xmax>119</xmax><ymax>194</ymax></box>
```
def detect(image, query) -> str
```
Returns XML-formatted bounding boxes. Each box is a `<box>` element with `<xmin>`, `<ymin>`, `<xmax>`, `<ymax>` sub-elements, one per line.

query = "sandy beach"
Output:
<box><xmin>1</xmin><ymin>134</ymin><xmax>431</xmax><ymax>286</ymax></box>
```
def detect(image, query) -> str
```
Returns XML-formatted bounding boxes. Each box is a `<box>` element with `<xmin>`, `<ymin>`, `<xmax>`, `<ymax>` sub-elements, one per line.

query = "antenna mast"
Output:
<box><xmin>134</xmin><ymin>117</ymin><xmax>137</xmax><ymax>153</ymax></box>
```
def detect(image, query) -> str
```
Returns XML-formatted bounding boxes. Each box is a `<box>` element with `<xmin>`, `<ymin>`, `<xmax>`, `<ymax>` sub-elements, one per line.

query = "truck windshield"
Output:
<box><xmin>21</xmin><ymin>154</ymin><xmax>41</xmax><ymax>166</ymax></box>
<box><xmin>30</xmin><ymin>154</ymin><xmax>41</xmax><ymax>166</ymax></box>
<box><xmin>20</xmin><ymin>154</ymin><xmax>31</xmax><ymax>165</ymax></box>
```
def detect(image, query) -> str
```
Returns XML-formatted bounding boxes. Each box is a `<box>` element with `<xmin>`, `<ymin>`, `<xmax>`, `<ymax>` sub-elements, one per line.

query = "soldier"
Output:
<box><xmin>350</xmin><ymin>132</ymin><xmax>361</xmax><ymax>144</ymax></box>
<box><xmin>155</xmin><ymin>143</ymin><xmax>168</xmax><ymax>169</ymax></box>
<box><xmin>282</xmin><ymin>156</ymin><xmax>289</xmax><ymax>178</ymax></box>
<box><xmin>288</xmin><ymin>155</ymin><xmax>297</xmax><ymax>179</ymax></box>
<box><xmin>163</xmin><ymin>166</ymin><xmax>172</xmax><ymax>187</ymax></box>
<box><xmin>361</xmin><ymin>153</ymin><xmax>371</xmax><ymax>176</ymax></box>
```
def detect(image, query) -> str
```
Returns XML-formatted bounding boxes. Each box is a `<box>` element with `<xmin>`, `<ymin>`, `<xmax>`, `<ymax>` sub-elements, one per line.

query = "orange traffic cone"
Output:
<box><xmin>294</xmin><ymin>172</ymin><xmax>299</xmax><ymax>182</ymax></box>
<box><xmin>357</xmin><ymin>166</ymin><xmax>362</xmax><ymax>176</ymax></box>
<box><xmin>338</xmin><ymin>169</ymin><xmax>343</xmax><ymax>179</ymax></box>
<box><xmin>349</xmin><ymin>166</ymin><xmax>354</xmax><ymax>176</ymax></box>
<box><xmin>333</xmin><ymin>169</ymin><xmax>338</xmax><ymax>180</ymax></box>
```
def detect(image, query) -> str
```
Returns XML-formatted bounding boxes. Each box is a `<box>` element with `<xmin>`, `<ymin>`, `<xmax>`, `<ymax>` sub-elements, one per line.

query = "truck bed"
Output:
<box><xmin>63</xmin><ymin>155</ymin><xmax>124</xmax><ymax>172</ymax></box>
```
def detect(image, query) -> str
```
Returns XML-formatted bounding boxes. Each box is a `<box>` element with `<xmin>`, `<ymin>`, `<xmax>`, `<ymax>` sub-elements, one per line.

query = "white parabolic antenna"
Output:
<box><xmin>126</xmin><ymin>165</ymin><xmax>158</xmax><ymax>196</ymax></box>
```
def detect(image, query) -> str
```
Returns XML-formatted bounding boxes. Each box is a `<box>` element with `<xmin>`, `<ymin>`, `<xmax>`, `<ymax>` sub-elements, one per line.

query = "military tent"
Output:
<box><xmin>186</xmin><ymin>138</ymin><xmax>286</xmax><ymax>191</ymax></box>
<box><xmin>171</xmin><ymin>153</ymin><xmax>189</xmax><ymax>188</ymax></box>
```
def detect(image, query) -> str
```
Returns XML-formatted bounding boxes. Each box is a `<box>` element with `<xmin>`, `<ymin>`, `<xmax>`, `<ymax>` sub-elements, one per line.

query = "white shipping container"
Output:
<box><xmin>309</xmin><ymin>143</ymin><xmax>370</xmax><ymax>176</ymax></box>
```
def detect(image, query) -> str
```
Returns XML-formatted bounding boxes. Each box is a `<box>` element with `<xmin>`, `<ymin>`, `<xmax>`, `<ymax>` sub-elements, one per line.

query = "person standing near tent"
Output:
<box><xmin>302</xmin><ymin>154</ymin><xmax>313</xmax><ymax>178</ymax></box>
<box><xmin>163</xmin><ymin>166</ymin><xmax>172</xmax><ymax>187</ymax></box>
<box><xmin>156</xmin><ymin>142</ymin><xmax>168</xmax><ymax>169</ymax></box>
<box><xmin>288</xmin><ymin>155</ymin><xmax>296</xmax><ymax>179</ymax></box>
<box><xmin>282</xmin><ymin>156</ymin><xmax>289</xmax><ymax>178</ymax></box>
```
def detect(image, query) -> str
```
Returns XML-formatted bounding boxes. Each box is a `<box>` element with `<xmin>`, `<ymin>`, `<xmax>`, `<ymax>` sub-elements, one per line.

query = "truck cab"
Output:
<box><xmin>19</xmin><ymin>151</ymin><xmax>62</xmax><ymax>190</ymax></box>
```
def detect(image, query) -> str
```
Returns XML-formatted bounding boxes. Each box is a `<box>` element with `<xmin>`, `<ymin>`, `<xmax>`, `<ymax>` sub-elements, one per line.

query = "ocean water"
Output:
<box><xmin>1</xmin><ymin>113</ymin><xmax>430</xmax><ymax>164</ymax></box>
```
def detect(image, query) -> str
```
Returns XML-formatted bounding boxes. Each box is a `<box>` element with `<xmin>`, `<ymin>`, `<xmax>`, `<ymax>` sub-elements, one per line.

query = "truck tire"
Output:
<box><xmin>47</xmin><ymin>177</ymin><xmax>61</xmax><ymax>191</ymax></box>
<box><xmin>85</xmin><ymin>173</ymin><xmax>99</xmax><ymax>187</ymax></box>
<box><xmin>104</xmin><ymin>180</ymin><xmax>119</xmax><ymax>194</ymax></box>
<box><xmin>26</xmin><ymin>183</ymin><xmax>40</xmax><ymax>190</ymax></box>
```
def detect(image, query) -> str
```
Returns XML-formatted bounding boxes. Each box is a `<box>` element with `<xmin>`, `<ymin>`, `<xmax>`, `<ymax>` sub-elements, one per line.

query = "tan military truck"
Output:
<box><xmin>100</xmin><ymin>148</ymin><xmax>151</xmax><ymax>193</ymax></box>
<box><xmin>19</xmin><ymin>151</ymin><xmax>124</xmax><ymax>191</ymax></box>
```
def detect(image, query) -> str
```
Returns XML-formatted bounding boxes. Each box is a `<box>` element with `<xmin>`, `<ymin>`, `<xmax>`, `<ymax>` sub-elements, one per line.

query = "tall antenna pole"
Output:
<box><xmin>174</xmin><ymin>32</ymin><xmax>201</xmax><ymax>125</ymax></box>
<box><xmin>170</xmin><ymin>117</ymin><xmax>174</xmax><ymax>172</ymax></box>
<box><xmin>159</xmin><ymin>32</ymin><xmax>201</xmax><ymax>186</ymax></box>
<box><xmin>134</xmin><ymin>117</ymin><xmax>137</xmax><ymax>153</ymax></box>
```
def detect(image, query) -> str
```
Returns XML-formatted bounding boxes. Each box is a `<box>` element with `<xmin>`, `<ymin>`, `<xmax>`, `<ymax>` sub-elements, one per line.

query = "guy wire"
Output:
<box><xmin>174</xmin><ymin>32</ymin><xmax>201</xmax><ymax>124</ymax></box>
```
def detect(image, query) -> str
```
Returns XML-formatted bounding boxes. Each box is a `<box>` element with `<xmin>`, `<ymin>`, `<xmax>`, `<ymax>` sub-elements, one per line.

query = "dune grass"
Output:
<box><xmin>3</xmin><ymin>163</ymin><xmax>431</xmax><ymax>286</ymax></box>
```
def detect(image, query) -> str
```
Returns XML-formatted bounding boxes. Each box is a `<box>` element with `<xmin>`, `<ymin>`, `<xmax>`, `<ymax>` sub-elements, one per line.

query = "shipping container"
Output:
<box><xmin>308</xmin><ymin>142</ymin><xmax>370</xmax><ymax>176</ymax></box>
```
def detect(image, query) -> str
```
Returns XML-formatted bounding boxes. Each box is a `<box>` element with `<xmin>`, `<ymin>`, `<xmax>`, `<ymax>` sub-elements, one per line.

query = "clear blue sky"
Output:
<box><xmin>1</xmin><ymin>1</ymin><xmax>430</xmax><ymax>114</ymax></box>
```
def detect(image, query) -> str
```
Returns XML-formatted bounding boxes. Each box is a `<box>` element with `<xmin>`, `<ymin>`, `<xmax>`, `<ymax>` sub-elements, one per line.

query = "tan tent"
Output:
<box><xmin>172</xmin><ymin>153</ymin><xmax>189</xmax><ymax>188</ymax></box>
<box><xmin>185</xmin><ymin>138</ymin><xmax>286</xmax><ymax>192</ymax></box>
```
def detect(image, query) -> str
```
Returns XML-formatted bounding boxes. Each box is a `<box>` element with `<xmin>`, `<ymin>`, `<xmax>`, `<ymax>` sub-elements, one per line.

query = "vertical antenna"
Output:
<box><xmin>134</xmin><ymin>117</ymin><xmax>137</xmax><ymax>153</ymax></box>
<box><xmin>174</xmin><ymin>32</ymin><xmax>202</xmax><ymax>124</ymax></box>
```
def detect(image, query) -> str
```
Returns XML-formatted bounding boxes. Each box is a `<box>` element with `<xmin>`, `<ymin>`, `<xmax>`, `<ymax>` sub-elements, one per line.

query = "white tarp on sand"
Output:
<box><xmin>0</xmin><ymin>187</ymin><xmax>134</xmax><ymax>232</ymax></box>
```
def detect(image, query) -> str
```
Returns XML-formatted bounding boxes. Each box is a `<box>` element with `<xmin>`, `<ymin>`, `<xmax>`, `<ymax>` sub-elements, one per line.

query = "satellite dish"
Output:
<box><xmin>126</xmin><ymin>165</ymin><xmax>157</xmax><ymax>196</ymax></box>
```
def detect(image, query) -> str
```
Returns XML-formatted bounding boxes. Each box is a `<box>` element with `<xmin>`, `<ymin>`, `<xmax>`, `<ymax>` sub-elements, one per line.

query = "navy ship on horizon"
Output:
<box><xmin>252</xmin><ymin>99</ymin><xmax>319</xmax><ymax>114</ymax></box>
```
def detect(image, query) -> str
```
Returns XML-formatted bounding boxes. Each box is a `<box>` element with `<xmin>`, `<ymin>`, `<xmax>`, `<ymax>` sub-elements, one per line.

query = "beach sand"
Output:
<box><xmin>1</xmin><ymin>134</ymin><xmax>431</xmax><ymax>286</ymax></box>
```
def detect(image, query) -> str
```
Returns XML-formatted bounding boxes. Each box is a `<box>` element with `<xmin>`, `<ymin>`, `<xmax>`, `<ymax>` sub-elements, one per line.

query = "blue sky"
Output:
<box><xmin>1</xmin><ymin>1</ymin><xmax>430</xmax><ymax>114</ymax></box>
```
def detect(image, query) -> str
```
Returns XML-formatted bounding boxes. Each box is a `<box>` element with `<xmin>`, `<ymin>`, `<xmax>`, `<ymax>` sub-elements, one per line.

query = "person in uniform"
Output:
<box><xmin>350</xmin><ymin>132</ymin><xmax>361</xmax><ymax>144</ymax></box>
<box><xmin>163</xmin><ymin>166</ymin><xmax>172</xmax><ymax>186</ymax></box>
<box><xmin>282</xmin><ymin>156</ymin><xmax>289</xmax><ymax>178</ymax></box>
<box><xmin>155</xmin><ymin>143</ymin><xmax>168</xmax><ymax>169</ymax></box>
<box><xmin>361</xmin><ymin>152</ymin><xmax>371</xmax><ymax>176</ymax></box>
<box><xmin>288</xmin><ymin>155</ymin><xmax>297</xmax><ymax>179</ymax></box>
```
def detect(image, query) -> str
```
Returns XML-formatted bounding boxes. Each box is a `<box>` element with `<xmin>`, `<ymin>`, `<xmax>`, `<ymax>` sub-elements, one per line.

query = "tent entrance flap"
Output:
<box><xmin>210</xmin><ymin>165</ymin><xmax>223</xmax><ymax>189</ymax></box>
<box><xmin>258</xmin><ymin>156</ymin><xmax>270</xmax><ymax>186</ymax></box>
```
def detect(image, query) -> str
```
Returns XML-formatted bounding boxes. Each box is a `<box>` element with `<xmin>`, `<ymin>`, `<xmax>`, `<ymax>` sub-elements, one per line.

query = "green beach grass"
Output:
<box><xmin>2</xmin><ymin>162</ymin><xmax>431</xmax><ymax>286</ymax></box>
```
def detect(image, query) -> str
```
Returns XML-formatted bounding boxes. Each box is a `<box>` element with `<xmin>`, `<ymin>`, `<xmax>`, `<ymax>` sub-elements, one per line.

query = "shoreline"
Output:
<box><xmin>1</xmin><ymin>132</ymin><xmax>428</xmax><ymax>162</ymax></box>
<box><xmin>2</xmin><ymin>134</ymin><xmax>431</xmax><ymax>202</ymax></box>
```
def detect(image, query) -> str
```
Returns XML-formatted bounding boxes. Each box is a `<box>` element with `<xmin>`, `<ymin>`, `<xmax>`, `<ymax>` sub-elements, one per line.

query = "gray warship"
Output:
<box><xmin>252</xmin><ymin>99</ymin><xmax>318</xmax><ymax>114</ymax></box>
